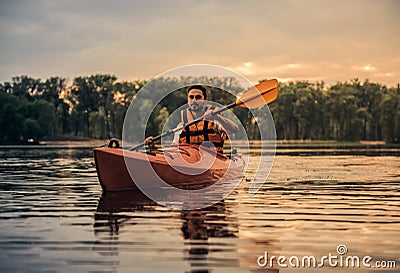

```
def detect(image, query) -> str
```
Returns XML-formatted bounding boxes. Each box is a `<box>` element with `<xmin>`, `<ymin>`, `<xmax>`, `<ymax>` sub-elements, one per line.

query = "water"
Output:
<box><xmin>0</xmin><ymin>144</ymin><xmax>399</xmax><ymax>272</ymax></box>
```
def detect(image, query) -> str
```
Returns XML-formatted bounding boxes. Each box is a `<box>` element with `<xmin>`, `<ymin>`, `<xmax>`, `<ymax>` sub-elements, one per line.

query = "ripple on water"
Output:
<box><xmin>0</xmin><ymin>146</ymin><xmax>399</xmax><ymax>272</ymax></box>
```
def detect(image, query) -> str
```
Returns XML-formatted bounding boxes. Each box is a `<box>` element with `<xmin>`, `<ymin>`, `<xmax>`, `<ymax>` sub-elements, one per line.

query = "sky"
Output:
<box><xmin>0</xmin><ymin>0</ymin><xmax>399</xmax><ymax>86</ymax></box>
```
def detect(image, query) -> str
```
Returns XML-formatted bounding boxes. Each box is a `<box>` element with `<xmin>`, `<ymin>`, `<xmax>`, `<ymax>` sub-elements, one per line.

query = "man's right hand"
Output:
<box><xmin>144</xmin><ymin>136</ymin><xmax>155</xmax><ymax>149</ymax></box>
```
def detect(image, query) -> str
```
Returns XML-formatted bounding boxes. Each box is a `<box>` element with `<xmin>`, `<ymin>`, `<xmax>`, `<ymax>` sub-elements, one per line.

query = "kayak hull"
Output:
<box><xmin>93</xmin><ymin>144</ymin><xmax>244</xmax><ymax>191</ymax></box>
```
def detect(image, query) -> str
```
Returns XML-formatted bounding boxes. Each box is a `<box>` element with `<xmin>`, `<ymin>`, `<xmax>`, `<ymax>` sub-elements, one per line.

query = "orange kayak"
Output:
<box><xmin>93</xmin><ymin>143</ymin><xmax>245</xmax><ymax>191</ymax></box>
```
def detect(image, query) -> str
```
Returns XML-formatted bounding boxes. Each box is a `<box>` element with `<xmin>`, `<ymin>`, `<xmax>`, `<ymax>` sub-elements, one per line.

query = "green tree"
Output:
<box><xmin>23</xmin><ymin>118</ymin><xmax>41</xmax><ymax>141</ymax></box>
<box><xmin>350</xmin><ymin>79</ymin><xmax>383</xmax><ymax>140</ymax></box>
<box><xmin>37</xmin><ymin>77</ymin><xmax>66</xmax><ymax>105</ymax></box>
<box><xmin>89</xmin><ymin>110</ymin><xmax>105</xmax><ymax>139</ymax></box>
<box><xmin>69</xmin><ymin>74</ymin><xmax>117</xmax><ymax>138</ymax></box>
<box><xmin>270</xmin><ymin>83</ymin><xmax>298</xmax><ymax>139</ymax></box>
<box><xmin>108</xmin><ymin>80</ymin><xmax>144</xmax><ymax>138</ymax></box>
<box><xmin>9</xmin><ymin>75</ymin><xmax>41</xmax><ymax>100</ymax></box>
<box><xmin>380</xmin><ymin>89</ymin><xmax>400</xmax><ymax>143</ymax></box>
<box><xmin>0</xmin><ymin>92</ymin><xmax>24</xmax><ymax>142</ymax></box>
<box><xmin>28</xmin><ymin>100</ymin><xmax>57</xmax><ymax>139</ymax></box>
<box><xmin>292</xmin><ymin>82</ymin><xmax>325</xmax><ymax>139</ymax></box>
<box><xmin>327</xmin><ymin>82</ymin><xmax>364</xmax><ymax>140</ymax></box>
<box><xmin>154</xmin><ymin>106</ymin><xmax>170</xmax><ymax>134</ymax></box>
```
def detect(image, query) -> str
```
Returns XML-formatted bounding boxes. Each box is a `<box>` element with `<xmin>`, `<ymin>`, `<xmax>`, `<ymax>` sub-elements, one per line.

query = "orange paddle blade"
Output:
<box><xmin>235</xmin><ymin>79</ymin><xmax>278</xmax><ymax>108</ymax></box>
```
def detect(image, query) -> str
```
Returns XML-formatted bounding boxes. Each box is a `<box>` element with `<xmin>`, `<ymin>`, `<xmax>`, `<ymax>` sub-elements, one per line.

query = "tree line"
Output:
<box><xmin>270</xmin><ymin>80</ymin><xmax>400</xmax><ymax>143</ymax></box>
<box><xmin>0</xmin><ymin>74</ymin><xmax>399</xmax><ymax>144</ymax></box>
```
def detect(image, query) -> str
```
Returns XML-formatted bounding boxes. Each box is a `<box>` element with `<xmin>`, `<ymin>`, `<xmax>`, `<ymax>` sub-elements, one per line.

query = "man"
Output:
<box><xmin>145</xmin><ymin>85</ymin><xmax>238</xmax><ymax>153</ymax></box>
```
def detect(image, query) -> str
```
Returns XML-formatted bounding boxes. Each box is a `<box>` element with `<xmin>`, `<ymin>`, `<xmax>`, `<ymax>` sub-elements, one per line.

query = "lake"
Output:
<box><xmin>0</xmin><ymin>143</ymin><xmax>399</xmax><ymax>272</ymax></box>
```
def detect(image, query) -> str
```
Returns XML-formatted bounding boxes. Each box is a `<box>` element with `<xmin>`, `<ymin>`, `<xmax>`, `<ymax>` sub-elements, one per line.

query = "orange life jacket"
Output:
<box><xmin>179</xmin><ymin>106</ymin><xmax>226</xmax><ymax>153</ymax></box>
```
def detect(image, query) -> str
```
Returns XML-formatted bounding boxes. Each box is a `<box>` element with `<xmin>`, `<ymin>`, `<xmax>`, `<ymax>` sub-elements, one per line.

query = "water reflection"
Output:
<box><xmin>94</xmin><ymin>190</ymin><xmax>247</xmax><ymax>273</ymax></box>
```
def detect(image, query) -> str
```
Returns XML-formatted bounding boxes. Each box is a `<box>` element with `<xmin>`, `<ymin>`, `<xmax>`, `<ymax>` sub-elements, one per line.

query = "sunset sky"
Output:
<box><xmin>1</xmin><ymin>0</ymin><xmax>399</xmax><ymax>86</ymax></box>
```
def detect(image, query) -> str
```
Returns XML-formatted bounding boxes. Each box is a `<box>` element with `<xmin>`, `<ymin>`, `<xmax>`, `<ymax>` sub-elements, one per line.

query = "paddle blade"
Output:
<box><xmin>235</xmin><ymin>79</ymin><xmax>278</xmax><ymax>108</ymax></box>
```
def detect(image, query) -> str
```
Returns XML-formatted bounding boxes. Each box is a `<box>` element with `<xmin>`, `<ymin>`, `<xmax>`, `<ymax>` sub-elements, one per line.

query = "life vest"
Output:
<box><xmin>179</xmin><ymin>106</ymin><xmax>226</xmax><ymax>153</ymax></box>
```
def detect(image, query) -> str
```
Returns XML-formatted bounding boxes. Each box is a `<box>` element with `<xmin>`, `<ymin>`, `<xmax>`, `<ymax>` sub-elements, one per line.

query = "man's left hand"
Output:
<box><xmin>203</xmin><ymin>108</ymin><xmax>216</xmax><ymax>121</ymax></box>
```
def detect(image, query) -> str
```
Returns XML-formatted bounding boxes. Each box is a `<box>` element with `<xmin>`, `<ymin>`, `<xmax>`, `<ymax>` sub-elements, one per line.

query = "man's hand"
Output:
<box><xmin>144</xmin><ymin>136</ymin><xmax>156</xmax><ymax>149</ymax></box>
<box><xmin>203</xmin><ymin>108</ymin><xmax>216</xmax><ymax>121</ymax></box>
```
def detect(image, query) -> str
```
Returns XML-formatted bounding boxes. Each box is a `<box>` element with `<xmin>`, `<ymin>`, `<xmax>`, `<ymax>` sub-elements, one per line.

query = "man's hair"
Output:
<box><xmin>186</xmin><ymin>85</ymin><xmax>207</xmax><ymax>99</ymax></box>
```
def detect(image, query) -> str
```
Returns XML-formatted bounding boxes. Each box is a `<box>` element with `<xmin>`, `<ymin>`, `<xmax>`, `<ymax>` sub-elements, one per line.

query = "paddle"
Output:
<box><xmin>129</xmin><ymin>79</ymin><xmax>278</xmax><ymax>151</ymax></box>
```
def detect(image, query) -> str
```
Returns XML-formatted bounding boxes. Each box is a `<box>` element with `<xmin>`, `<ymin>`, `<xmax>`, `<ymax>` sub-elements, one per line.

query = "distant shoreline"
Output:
<box><xmin>39</xmin><ymin>139</ymin><xmax>107</xmax><ymax>146</ymax></box>
<box><xmin>0</xmin><ymin>139</ymin><xmax>396</xmax><ymax>148</ymax></box>
<box><xmin>0</xmin><ymin>139</ymin><xmax>107</xmax><ymax>148</ymax></box>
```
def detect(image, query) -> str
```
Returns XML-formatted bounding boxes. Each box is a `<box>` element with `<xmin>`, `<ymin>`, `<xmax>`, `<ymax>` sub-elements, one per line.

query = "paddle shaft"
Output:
<box><xmin>128</xmin><ymin>80</ymin><xmax>277</xmax><ymax>151</ymax></box>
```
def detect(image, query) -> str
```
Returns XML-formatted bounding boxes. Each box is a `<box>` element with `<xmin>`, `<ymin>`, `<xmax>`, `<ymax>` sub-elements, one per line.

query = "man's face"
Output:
<box><xmin>187</xmin><ymin>89</ymin><xmax>205</xmax><ymax>112</ymax></box>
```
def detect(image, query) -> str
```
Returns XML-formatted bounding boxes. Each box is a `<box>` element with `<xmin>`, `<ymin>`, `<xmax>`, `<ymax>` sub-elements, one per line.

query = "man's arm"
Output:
<box><xmin>204</xmin><ymin>107</ymin><xmax>238</xmax><ymax>134</ymax></box>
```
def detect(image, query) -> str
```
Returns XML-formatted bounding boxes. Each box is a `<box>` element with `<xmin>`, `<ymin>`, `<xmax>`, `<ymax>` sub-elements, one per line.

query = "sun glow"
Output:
<box><xmin>363</xmin><ymin>65</ymin><xmax>376</xmax><ymax>71</ymax></box>
<box><xmin>235</xmin><ymin>62</ymin><xmax>256</xmax><ymax>75</ymax></box>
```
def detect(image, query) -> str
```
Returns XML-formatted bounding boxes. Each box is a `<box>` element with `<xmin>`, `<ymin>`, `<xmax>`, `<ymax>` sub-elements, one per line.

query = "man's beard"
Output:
<box><xmin>189</xmin><ymin>101</ymin><xmax>204</xmax><ymax>112</ymax></box>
